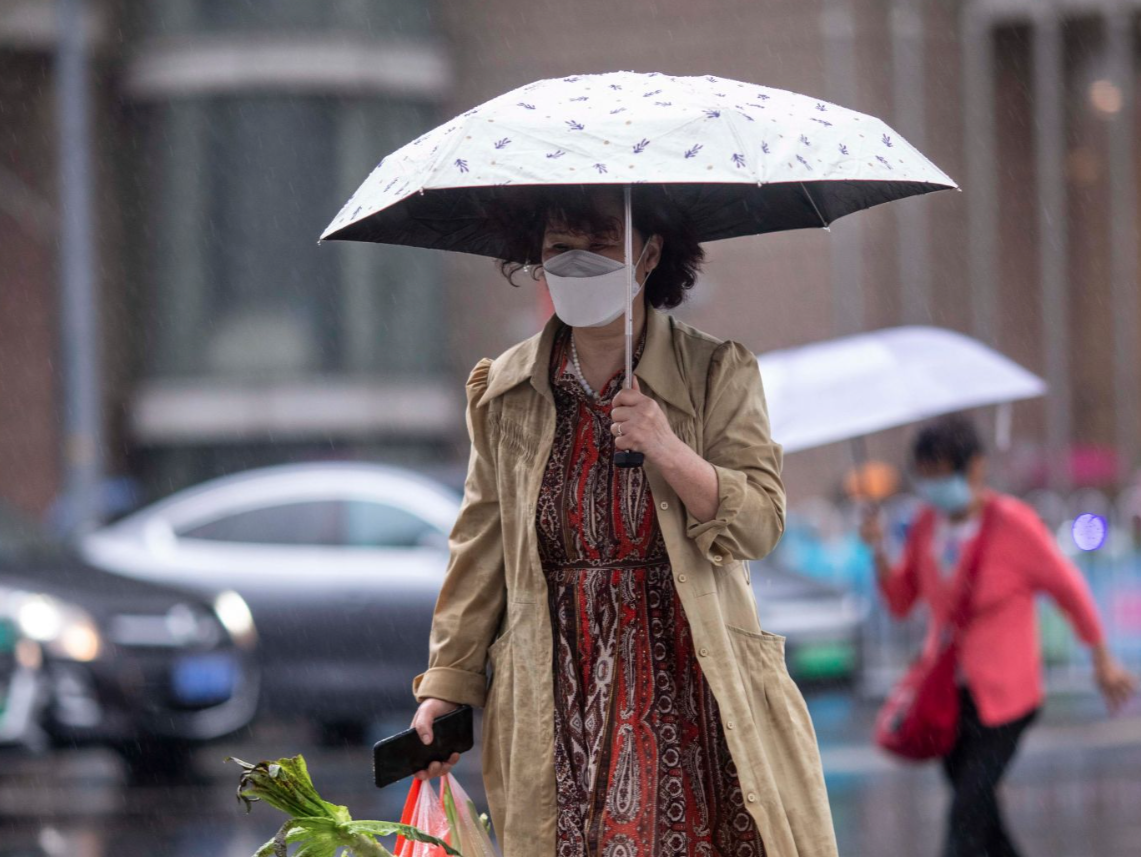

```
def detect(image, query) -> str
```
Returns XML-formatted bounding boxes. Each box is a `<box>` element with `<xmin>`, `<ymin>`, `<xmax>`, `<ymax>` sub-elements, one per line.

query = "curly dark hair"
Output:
<box><xmin>912</xmin><ymin>414</ymin><xmax>985</xmax><ymax>473</ymax></box>
<box><xmin>488</xmin><ymin>185</ymin><xmax>704</xmax><ymax>310</ymax></box>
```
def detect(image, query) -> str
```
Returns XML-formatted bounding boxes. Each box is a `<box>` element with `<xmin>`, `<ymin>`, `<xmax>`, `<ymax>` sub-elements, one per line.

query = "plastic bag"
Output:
<box><xmin>395</xmin><ymin>775</ymin><xmax>501</xmax><ymax>857</ymax></box>
<box><xmin>440</xmin><ymin>774</ymin><xmax>500</xmax><ymax>857</ymax></box>
<box><xmin>395</xmin><ymin>778</ymin><xmax>451</xmax><ymax>857</ymax></box>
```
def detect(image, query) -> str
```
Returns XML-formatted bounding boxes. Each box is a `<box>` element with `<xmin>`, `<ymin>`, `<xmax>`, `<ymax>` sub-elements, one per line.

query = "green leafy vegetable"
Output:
<box><xmin>229</xmin><ymin>756</ymin><xmax>461</xmax><ymax>857</ymax></box>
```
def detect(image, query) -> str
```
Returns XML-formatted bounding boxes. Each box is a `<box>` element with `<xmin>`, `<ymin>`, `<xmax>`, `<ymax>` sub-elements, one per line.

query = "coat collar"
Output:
<box><xmin>482</xmin><ymin>308</ymin><xmax>696</xmax><ymax>417</ymax></box>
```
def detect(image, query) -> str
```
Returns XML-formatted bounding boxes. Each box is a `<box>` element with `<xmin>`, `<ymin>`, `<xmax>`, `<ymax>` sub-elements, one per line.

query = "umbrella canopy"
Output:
<box><xmin>320</xmin><ymin>70</ymin><xmax>956</xmax><ymax>254</ymax></box>
<box><xmin>757</xmin><ymin>326</ymin><xmax>1047</xmax><ymax>453</ymax></box>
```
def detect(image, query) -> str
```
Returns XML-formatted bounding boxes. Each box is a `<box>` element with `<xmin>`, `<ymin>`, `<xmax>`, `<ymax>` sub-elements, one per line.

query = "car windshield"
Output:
<box><xmin>0</xmin><ymin>503</ymin><xmax>67</xmax><ymax>561</ymax></box>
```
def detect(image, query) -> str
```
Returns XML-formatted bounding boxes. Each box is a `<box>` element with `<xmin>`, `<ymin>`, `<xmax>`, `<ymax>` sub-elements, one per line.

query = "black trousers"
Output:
<box><xmin>941</xmin><ymin>689</ymin><xmax>1038</xmax><ymax>857</ymax></box>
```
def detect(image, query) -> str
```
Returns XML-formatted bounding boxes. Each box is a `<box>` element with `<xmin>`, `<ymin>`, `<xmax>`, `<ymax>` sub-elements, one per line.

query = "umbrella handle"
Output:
<box><xmin>616</xmin><ymin>451</ymin><xmax>644</xmax><ymax>469</ymax></box>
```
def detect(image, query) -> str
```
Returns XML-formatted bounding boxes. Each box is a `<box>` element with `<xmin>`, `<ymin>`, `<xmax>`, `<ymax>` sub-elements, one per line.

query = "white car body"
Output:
<box><xmin>83</xmin><ymin>461</ymin><xmax>867</xmax><ymax>724</ymax></box>
<box><xmin>83</xmin><ymin>463</ymin><xmax>461</xmax><ymax>725</ymax></box>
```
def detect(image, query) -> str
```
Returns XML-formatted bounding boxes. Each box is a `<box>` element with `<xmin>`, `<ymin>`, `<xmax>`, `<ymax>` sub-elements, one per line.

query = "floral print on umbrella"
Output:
<box><xmin>323</xmin><ymin>70</ymin><xmax>956</xmax><ymax>243</ymax></box>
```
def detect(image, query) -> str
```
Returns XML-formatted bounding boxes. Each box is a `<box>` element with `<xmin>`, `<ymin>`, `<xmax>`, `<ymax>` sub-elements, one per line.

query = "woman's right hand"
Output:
<box><xmin>858</xmin><ymin>506</ymin><xmax>884</xmax><ymax>548</ymax></box>
<box><xmin>410</xmin><ymin>697</ymin><xmax>462</xmax><ymax>781</ymax></box>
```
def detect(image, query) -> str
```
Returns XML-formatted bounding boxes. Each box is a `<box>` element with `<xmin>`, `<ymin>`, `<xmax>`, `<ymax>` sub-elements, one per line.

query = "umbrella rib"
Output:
<box><xmin>799</xmin><ymin>182</ymin><xmax>830</xmax><ymax>230</ymax></box>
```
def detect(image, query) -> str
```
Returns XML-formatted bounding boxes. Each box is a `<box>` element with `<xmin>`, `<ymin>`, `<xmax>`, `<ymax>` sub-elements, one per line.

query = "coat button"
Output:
<box><xmin>659</xmin><ymin>501</ymin><xmax>669</xmax><ymax>510</ymax></box>
<box><xmin>711</xmin><ymin>554</ymin><xmax>723</xmax><ymax>565</ymax></box>
<box><xmin>699</xmin><ymin>647</ymin><xmax>709</xmax><ymax>657</ymax></box>
<box><xmin>726</xmin><ymin>720</ymin><xmax>735</xmax><ymax>730</ymax></box>
<box><xmin>677</xmin><ymin>574</ymin><xmax>687</xmax><ymax>583</ymax></box>
<box><xmin>747</xmin><ymin>792</ymin><xmax>757</xmax><ymax>803</ymax></box>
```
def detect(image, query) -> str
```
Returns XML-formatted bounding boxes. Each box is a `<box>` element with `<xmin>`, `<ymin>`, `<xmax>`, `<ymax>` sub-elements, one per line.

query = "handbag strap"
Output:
<box><xmin>947</xmin><ymin>497</ymin><xmax>996</xmax><ymax>634</ymax></box>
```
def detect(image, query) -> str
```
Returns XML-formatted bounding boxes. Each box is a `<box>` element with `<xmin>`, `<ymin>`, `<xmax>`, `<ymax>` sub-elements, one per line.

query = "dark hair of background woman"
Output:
<box><xmin>490</xmin><ymin>185</ymin><xmax>705</xmax><ymax>310</ymax></box>
<box><xmin>912</xmin><ymin>415</ymin><xmax>985</xmax><ymax>474</ymax></box>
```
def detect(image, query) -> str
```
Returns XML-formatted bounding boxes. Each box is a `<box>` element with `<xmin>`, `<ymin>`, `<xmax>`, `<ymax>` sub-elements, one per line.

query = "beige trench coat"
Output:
<box><xmin>414</xmin><ymin>308</ymin><xmax>838</xmax><ymax>857</ymax></box>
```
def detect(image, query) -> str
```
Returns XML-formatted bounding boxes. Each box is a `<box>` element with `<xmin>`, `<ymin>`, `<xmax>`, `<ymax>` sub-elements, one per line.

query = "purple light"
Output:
<box><xmin>1072</xmin><ymin>514</ymin><xmax>1108</xmax><ymax>551</ymax></box>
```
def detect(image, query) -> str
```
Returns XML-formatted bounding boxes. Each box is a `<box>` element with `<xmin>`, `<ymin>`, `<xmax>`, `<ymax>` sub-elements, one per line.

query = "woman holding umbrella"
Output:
<box><xmin>409</xmin><ymin>185</ymin><xmax>830</xmax><ymax>856</ymax></box>
<box><xmin>322</xmin><ymin>72</ymin><xmax>957</xmax><ymax>856</ymax></box>
<box><xmin>861</xmin><ymin>415</ymin><xmax>1137</xmax><ymax>857</ymax></box>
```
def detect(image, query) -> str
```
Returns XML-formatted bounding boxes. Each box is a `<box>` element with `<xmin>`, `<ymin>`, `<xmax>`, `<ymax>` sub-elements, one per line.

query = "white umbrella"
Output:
<box><xmin>322</xmin><ymin>71</ymin><xmax>957</xmax><ymax>465</ymax></box>
<box><xmin>322</xmin><ymin>71</ymin><xmax>955</xmax><ymax>249</ymax></box>
<box><xmin>757</xmin><ymin>326</ymin><xmax>1047</xmax><ymax>453</ymax></box>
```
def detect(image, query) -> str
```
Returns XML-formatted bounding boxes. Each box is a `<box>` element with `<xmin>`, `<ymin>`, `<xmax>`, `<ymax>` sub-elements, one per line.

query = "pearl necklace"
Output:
<box><xmin>569</xmin><ymin>336</ymin><xmax>599</xmax><ymax>400</ymax></box>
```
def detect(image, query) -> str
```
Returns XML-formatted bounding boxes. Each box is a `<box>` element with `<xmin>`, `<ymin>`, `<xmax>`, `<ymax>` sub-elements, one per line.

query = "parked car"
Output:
<box><xmin>83</xmin><ymin>461</ymin><xmax>867</xmax><ymax>737</ymax></box>
<box><xmin>750</xmin><ymin>562</ymin><xmax>868</xmax><ymax>685</ymax></box>
<box><xmin>0</xmin><ymin>503</ymin><xmax>258</xmax><ymax>776</ymax></box>
<box><xmin>82</xmin><ymin>463</ymin><xmax>461</xmax><ymax>738</ymax></box>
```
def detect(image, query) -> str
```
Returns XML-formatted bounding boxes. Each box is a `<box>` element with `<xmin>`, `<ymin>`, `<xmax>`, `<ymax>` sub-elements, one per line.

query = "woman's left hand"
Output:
<box><xmin>610</xmin><ymin>379</ymin><xmax>678</xmax><ymax>464</ymax></box>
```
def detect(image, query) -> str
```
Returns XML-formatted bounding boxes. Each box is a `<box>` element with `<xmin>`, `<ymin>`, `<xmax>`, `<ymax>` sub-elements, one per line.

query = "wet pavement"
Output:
<box><xmin>1</xmin><ymin>693</ymin><xmax>1138</xmax><ymax>857</ymax></box>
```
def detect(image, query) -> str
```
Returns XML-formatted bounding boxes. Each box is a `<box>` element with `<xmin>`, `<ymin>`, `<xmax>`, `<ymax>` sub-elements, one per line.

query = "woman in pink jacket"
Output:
<box><xmin>861</xmin><ymin>415</ymin><xmax>1137</xmax><ymax>857</ymax></box>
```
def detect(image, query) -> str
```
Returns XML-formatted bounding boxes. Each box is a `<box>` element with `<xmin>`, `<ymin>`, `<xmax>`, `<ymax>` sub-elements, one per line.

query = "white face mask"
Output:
<box><xmin>542</xmin><ymin>244</ymin><xmax>651</xmax><ymax>328</ymax></box>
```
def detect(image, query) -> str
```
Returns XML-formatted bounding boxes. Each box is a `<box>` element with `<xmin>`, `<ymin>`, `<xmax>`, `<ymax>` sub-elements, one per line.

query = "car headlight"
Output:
<box><xmin>213</xmin><ymin>590</ymin><xmax>257</xmax><ymax>650</ymax></box>
<box><xmin>15</xmin><ymin>593</ymin><xmax>102</xmax><ymax>662</ymax></box>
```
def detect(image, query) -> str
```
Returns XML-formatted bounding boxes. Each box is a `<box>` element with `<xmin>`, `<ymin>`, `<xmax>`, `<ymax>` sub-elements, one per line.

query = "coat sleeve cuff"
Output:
<box><xmin>685</xmin><ymin>464</ymin><xmax>746</xmax><ymax>559</ymax></box>
<box><xmin>413</xmin><ymin>667</ymin><xmax>488</xmax><ymax>708</ymax></box>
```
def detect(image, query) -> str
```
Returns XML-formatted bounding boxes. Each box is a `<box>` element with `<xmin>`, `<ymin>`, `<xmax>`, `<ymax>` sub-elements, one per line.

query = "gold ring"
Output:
<box><xmin>616</xmin><ymin>423</ymin><xmax>623</xmax><ymax>437</ymax></box>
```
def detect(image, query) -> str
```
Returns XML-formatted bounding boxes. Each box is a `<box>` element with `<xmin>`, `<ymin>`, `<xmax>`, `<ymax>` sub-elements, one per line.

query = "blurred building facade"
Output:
<box><xmin>2</xmin><ymin>0</ymin><xmax>457</xmax><ymax>518</ymax></box>
<box><xmin>2</xmin><ymin>0</ymin><xmax>1141</xmax><ymax>522</ymax></box>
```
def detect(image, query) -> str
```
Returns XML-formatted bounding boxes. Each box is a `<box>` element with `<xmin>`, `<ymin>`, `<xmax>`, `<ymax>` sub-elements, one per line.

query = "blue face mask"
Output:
<box><xmin>916</xmin><ymin>474</ymin><xmax>973</xmax><ymax>515</ymax></box>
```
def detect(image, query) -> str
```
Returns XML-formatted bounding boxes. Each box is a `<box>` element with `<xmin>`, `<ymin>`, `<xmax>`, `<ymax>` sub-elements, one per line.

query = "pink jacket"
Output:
<box><xmin>880</xmin><ymin>492</ymin><xmax>1105</xmax><ymax>726</ymax></box>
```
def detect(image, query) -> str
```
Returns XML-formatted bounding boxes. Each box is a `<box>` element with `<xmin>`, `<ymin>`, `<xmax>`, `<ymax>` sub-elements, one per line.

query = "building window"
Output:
<box><xmin>136</xmin><ymin>1</ymin><xmax>436</xmax><ymax>39</ymax></box>
<box><xmin>134</xmin><ymin>95</ymin><xmax>440</xmax><ymax>380</ymax></box>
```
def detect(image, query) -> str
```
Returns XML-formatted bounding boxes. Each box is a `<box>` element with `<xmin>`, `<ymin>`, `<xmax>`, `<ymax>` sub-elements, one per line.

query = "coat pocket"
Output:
<box><xmin>726</xmin><ymin>625</ymin><xmax>835</xmax><ymax>855</ymax></box>
<box><xmin>725</xmin><ymin>624</ymin><xmax>802</xmax><ymax>764</ymax></box>
<box><xmin>726</xmin><ymin>625</ymin><xmax>786</xmax><ymax>652</ymax></box>
<box><xmin>725</xmin><ymin>625</ymin><xmax>814</xmax><ymax>733</ymax></box>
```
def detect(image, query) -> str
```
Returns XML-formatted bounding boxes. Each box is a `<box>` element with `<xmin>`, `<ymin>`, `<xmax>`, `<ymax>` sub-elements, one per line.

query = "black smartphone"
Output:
<box><xmin>372</xmin><ymin>704</ymin><xmax>474</xmax><ymax>789</ymax></box>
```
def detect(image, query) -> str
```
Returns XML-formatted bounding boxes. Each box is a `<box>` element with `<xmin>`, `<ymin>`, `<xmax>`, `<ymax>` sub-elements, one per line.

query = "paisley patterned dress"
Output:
<box><xmin>538</xmin><ymin>329</ymin><xmax>764</xmax><ymax>857</ymax></box>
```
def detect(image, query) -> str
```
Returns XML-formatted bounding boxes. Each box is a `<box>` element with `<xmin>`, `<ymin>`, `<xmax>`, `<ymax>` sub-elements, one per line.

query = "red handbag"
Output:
<box><xmin>874</xmin><ymin>502</ymin><xmax>994</xmax><ymax>761</ymax></box>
